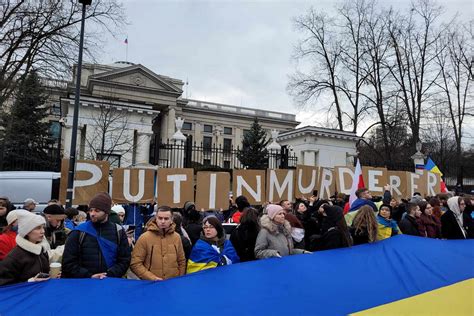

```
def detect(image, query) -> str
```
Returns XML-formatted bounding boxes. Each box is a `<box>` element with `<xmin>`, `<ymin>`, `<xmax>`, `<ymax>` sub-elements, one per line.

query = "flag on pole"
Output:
<box><xmin>349</xmin><ymin>159</ymin><xmax>365</xmax><ymax>206</ymax></box>
<box><xmin>425</xmin><ymin>157</ymin><xmax>443</xmax><ymax>176</ymax></box>
<box><xmin>425</xmin><ymin>157</ymin><xmax>448</xmax><ymax>193</ymax></box>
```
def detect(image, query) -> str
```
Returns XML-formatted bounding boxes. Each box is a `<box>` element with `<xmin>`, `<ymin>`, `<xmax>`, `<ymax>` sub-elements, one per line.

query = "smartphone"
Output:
<box><xmin>37</xmin><ymin>273</ymin><xmax>50</xmax><ymax>278</ymax></box>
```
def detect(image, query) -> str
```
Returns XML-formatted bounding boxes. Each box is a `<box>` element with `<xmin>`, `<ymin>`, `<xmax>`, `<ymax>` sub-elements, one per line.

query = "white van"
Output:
<box><xmin>0</xmin><ymin>171</ymin><xmax>61</xmax><ymax>211</ymax></box>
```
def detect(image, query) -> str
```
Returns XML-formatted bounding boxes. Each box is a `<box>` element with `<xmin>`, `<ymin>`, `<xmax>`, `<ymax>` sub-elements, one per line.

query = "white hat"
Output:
<box><xmin>23</xmin><ymin>198</ymin><xmax>37</xmax><ymax>205</ymax></box>
<box><xmin>17</xmin><ymin>209</ymin><xmax>46</xmax><ymax>238</ymax></box>
<box><xmin>6</xmin><ymin>210</ymin><xmax>19</xmax><ymax>225</ymax></box>
<box><xmin>111</xmin><ymin>204</ymin><xmax>125</xmax><ymax>215</ymax></box>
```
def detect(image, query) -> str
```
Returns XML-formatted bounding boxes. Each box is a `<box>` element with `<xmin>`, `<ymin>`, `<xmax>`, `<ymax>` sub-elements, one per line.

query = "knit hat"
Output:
<box><xmin>266</xmin><ymin>204</ymin><xmax>284</xmax><ymax>220</ymax></box>
<box><xmin>16</xmin><ymin>209</ymin><xmax>46</xmax><ymax>238</ymax></box>
<box><xmin>89</xmin><ymin>192</ymin><xmax>112</xmax><ymax>213</ymax></box>
<box><xmin>43</xmin><ymin>204</ymin><xmax>66</xmax><ymax>219</ymax></box>
<box><xmin>323</xmin><ymin>205</ymin><xmax>344</xmax><ymax>226</ymax></box>
<box><xmin>6</xmin><ymin>210</ymin><xmax>19</xmax><ymax>225</ymax></box>
<box><xmin>111</xmin><ymin>204</ymin><xmax>125</xmax><ymax>215</ymax></box>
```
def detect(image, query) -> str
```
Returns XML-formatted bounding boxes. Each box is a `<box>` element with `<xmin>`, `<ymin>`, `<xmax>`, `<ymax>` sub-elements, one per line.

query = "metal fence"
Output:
<box><xmin>152</xmin><ymin>139</ymin><xmax>298</xmax><ymax>170</ymax></box>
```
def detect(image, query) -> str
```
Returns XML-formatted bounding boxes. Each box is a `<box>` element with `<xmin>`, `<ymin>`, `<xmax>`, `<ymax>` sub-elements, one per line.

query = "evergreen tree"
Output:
<box><xmin>1</xmin><ymin>70</ymin><xmax>54</xmax><ymax>170</ymax></box>
<box><xmin>237</xmin><ymin>117</ymin><xmax>269</xmax><ymax>169</ymax></box>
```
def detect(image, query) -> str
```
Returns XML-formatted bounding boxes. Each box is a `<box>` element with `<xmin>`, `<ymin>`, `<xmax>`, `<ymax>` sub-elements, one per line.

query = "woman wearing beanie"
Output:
<box><xmin>314</xmin><ymin>204</ymin><xmax>353</xmax><ymax>251</ymax></box>
<box><xmin>376</xmin><ymin>204</ymin><xmax>401</xmax><ymax>241</ymax></box>
<box><xmin>255</xmin><ymin>204</ymin><xmax>309</xmax><ymax>259</ymax></box>
<box><xmin>0</xmin><ymin>210</ymin><xmax>19</xmax><ymax>260</ymax></box>
<box><xmin>187</xmin><ymin>216</ymin><xmax>239</xmax><ymax>274</ymax></box>
<box><xmin>0</xmin><ymin>210</ymin><xmax>50</xmax><ymax>285</ymax></box>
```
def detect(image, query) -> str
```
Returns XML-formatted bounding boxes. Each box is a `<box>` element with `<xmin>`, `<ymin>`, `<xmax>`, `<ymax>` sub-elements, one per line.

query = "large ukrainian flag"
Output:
<box><xmin>0</xmin><ymin>235</ymin><xmax>472</xmax><ymax>315</ymax></box>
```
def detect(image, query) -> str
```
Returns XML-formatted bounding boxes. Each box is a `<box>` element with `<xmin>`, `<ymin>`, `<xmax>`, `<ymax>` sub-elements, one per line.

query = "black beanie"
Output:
<box><xmin>43</xmin><ymin>204</ymin><xmax>66</xmax><ymax>218</ymax></box>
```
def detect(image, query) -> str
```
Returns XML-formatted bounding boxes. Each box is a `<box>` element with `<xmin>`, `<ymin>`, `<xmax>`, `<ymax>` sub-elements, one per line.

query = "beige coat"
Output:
<box><xmin>130</xmin><ymin>221</ymin><xmax>186</xmax><ymax>280</ymax></box>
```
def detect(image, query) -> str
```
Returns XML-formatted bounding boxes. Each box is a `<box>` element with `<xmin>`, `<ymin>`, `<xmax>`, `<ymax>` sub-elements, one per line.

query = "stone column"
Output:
<box><xmin>135</xmin><ymin>131</ymin><xmax>153</xmax><ymax>165</ymax></box>
<box><xmin>167</xmin><ymin>107</ymin><xmax>176</xmax><ymax>140</ymax></box>
<box><xmin>411</xmin><ymin>141</ymin><xmax>425</xmax><ymax>175</ymax></box>
<box><xmin>267</xmin><ymin>130</ymin><xmax>281</xmax><ymax>169</ymax></box>
<box><xmin>171</xmin><ymin>117</ymin><xmax>186</xmax><ymax>168</ymax></box>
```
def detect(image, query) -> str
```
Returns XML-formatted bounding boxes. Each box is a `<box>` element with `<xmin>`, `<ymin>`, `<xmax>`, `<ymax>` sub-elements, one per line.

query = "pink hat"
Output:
<box><xmin>266</xmin><ymin>204</ymin><xmax>284</xmax><ymax>220</ymax></box>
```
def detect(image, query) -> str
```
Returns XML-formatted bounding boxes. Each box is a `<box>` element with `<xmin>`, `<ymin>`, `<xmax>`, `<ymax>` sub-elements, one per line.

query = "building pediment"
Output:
<box><xmin>87</xmin><ymin>64</ymin><xmax>183</xmax><ymax>97</ymax></box>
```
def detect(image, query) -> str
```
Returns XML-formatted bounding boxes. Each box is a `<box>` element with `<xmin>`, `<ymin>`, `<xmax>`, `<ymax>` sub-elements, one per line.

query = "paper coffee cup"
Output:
<box><xmin>50</xmin><ymin>262</ymin><xmax>61</xmax><ymax>278</ymax></box>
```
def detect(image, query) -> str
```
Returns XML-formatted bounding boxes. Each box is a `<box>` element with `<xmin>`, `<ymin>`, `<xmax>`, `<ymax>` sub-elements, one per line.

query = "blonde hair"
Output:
<box><xmin>352</xmin><ymin>205</ymin><xmax>378</xmax><ymax>243</ymax></box>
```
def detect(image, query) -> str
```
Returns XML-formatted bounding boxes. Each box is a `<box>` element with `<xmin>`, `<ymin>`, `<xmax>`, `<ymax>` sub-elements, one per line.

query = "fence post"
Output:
<box><xmin>267</xmin><ymin>130</ymin><xmax>281</xmax><ymax>169</ymax></box>
<box><xmin>171</xmin><ymin>117</ymin><xmax>186</xmax><ymax>168</ymax></box>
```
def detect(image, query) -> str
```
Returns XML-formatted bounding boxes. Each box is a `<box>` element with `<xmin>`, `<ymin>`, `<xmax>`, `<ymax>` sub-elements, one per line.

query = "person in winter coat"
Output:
<box><xmin>294</xmin><ymin>201</ymin><xmax>321</xmax><ymax>251</ymax></box>
<box><xmin>187</xmin><ymin>216</ymin><xmax>239</xmax><ymax>274</ymax></box>
<box><xmin>0</xmin><ymin>198</ymin><xmax>14</xmax><ymax>229</ymax></box>
<box><xmin>182</xmin><ymin>202</ymin><xmax>202</xmax><ymax>246</ymax></box>
<box><xmin>64</xmin><ymin>207</ymin><xmax>79</xmax><ymax>230</ymax></box>
<box><xmin>230</xmin><ymin>207</ymin><xmax>260</xmax><ymax>262</ymax></box>
<box><xmin>428</xmin><ymin>197</ymin><xmax>444</xmax><ymax>221</ymax></box>
<box><xmin>61</xmin><ymin>192</ymin><xmax>131</xmax><ymax>279</ymax></box>
<box><xmin>441</xmin><ymin>196</ymin><xmax>468</xmax><ymax>239</ymax></box>
<box><xmin>315</xmin><ymin>205</ymin><xmax>353</xmax><ymax>250</ymax></box>
<box><xmin>130</xmin><ymin>206</ymin><xmax>186</xmax><ymax>281</ymax></box>
<box><xmin>42</xmin><ymin>204</ymin><xmax>70</xmax><ymax>250</ymax></box>
<box><xmin>254</xmin><ymin>204</ymin><xmax>308</xmax><ymax>259</ymax></box>
<box><xmin>350</xmin><ymin>205</ymin><xmax>378</xmax><ymax>245</ymax></box>
<box><xmin>417</xmin><ymin>201</ymin><xmax>442</xmax><ymax>238</ymax></box>
<box><xmin>0</xmin><ymin>210</ymin><xmax>50</xmax><ymax>285</ymax></box>
<box><xmin>0</xmin><ymin>210</ymin><xmax>19</xmax><ymax>260</ymax></box>
<box><xmin>231</xmin><ymin>196</ymin><xmax>251</xmax><ymax>224</ymax></box>
<box><xmin>345</xmin><ymin>187</ymin><xmax>390</xmax><ymax>226</ymax></box>
<box><xmin>376</xmin><ymin>204</ymin><xmax>401</xmax><ymax>240</ymax></box>
<box><xmin>399</xmin><ymin>203</ymin><xmax>421</xmax><ymax>236</ymax></box>
<box><xmin>172</xmin><ymin>212</ymin><xmax>192</xmax><ymax>259</ymax></box>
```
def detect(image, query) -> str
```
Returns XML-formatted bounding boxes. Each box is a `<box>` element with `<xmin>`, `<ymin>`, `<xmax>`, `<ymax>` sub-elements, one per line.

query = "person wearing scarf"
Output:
<box><xmin>377</xmin><ymin>204</ymin><xmax>401</xmax><ymax>241</ymax></box>
<box><xmin>442</xmin><ymin>196</ymin><xmax>467</xmax><ymax>239</ymax></box>
<box><xmin>187</xmin><ymin>216</ymin><xmax>239</xmax><ymax>274</ymax></box>
<box><xmin>0</xmin><ymin>210</ymin><xmax>50</xmax><ymax>285</ymax></box>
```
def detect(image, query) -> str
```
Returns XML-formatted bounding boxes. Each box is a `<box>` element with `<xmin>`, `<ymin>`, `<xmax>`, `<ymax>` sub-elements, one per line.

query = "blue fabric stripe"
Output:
<box><xmin>0</xmin><ymin>236</ymin><xmax>472</xmax><ymax>316</ymax></box>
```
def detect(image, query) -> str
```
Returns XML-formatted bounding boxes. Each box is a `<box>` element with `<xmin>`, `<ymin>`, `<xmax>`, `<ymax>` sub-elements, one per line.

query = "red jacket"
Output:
<box><xmin>0</xmin><ymin>230</ymin><xmax>17</xmax><ymax>260</ymax></box>
<box><xmin>232</xmin><ymin>211</ymin><xmax>242</xmax><ymax>224</ymax></box>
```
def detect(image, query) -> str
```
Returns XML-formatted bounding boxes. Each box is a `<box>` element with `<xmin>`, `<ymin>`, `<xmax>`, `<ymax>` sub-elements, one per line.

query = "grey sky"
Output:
<box><xmin>100</xmin><ymin>0</ymin><xmax>473</xmax><ymax>131</ymax></box>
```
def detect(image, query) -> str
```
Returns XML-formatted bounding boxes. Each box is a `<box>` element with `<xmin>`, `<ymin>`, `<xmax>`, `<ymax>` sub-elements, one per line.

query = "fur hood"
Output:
<box><xmin>260</xmin><ymin>214</ymin><xmax>291</xmax><ymax>236</ymax></box>
<box><xmin>16</xmin><ymin>235</ymin><xmax>47</xmax><ymax>255</ymax></box>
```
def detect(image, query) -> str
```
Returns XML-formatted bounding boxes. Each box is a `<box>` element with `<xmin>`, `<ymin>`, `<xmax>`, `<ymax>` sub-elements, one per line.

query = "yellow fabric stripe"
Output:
<box><xmin>186</xmin><ymin>259</ymin><xmax>218</xmax><ymax>274</ymax></box>
<box><xmin>352</xmin><ymin>278</ymin><xmax>474</xmax><ymax>316</ymax></box>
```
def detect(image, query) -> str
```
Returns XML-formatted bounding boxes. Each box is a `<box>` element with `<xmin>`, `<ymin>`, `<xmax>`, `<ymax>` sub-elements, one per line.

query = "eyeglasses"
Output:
<box><xmin>202</xmin><ymin>225</ymin><xmax>215</xmax><ymax>230</ymax></box>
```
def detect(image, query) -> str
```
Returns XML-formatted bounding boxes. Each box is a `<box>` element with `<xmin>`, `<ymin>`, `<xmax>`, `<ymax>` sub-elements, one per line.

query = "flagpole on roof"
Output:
<box><xmin>125</xmin><ymin>37</ymin><xmax>128</xmax><ymax>62</ymax></box>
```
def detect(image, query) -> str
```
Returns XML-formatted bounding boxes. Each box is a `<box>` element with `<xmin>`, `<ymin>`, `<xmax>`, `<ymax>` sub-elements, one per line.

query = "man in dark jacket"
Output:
<box><xmin>62</xmin><ymin>192</ymin><xmax>131</xmax><ymax>279</ymax></box>
<box><xmin>399</xmin><ymin>203</ymin><xmax>421</xmax><ymax>236</ymax></box>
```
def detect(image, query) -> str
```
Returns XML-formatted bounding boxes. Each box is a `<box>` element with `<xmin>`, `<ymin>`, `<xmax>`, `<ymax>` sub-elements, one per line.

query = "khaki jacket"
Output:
<box><xmin>130</xmin><ymin>221</ymin><xmax>186</xmax><ymax>280</ymax></box>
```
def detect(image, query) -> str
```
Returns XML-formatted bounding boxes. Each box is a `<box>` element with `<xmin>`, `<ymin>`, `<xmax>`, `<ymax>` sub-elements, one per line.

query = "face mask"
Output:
<box><xmin>11</xmin><ymin>226</ymin><xmax>18</xmax><ymax>233</ymax></box>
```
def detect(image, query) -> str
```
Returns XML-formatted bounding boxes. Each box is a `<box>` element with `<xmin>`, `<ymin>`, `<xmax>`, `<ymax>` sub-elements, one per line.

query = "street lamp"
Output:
<box><xmin>65</xmin><ymin>0</ymin><xmax>92</xmax><ymax>208</ymax></box>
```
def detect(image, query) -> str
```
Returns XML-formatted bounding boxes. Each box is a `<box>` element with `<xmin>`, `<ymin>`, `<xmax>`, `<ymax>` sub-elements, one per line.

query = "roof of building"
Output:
<box><xmin>278</xmin><ymin>125</ymin><xmax>360</xmax><ymax>141</ymax></box>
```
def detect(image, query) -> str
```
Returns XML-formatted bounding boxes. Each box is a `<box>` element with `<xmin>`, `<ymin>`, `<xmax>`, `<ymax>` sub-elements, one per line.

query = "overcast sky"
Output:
<box><xmin>100</xmin><ymin>0</ymin><xmax>472</xmax><ymax>134</ymax></box>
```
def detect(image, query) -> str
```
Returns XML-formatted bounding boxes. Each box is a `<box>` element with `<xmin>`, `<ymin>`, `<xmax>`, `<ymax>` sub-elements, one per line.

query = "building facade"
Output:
<box><xmin>41</xmin><ymin>61</ymin><xmax>358</xmax><ymax>169</ymax></box>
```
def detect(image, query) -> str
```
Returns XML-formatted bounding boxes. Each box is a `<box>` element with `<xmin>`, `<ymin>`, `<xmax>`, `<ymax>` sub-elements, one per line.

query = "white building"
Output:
<box><xmin>43</xmin><ymin>61</ymin><xmax>359</xmax><ymax>169</ymax></box>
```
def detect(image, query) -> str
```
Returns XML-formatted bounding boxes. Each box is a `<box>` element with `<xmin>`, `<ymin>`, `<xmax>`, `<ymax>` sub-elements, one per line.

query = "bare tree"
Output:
<box><xmin>84</xmin><ymin>102</ymin><xmax>135</xmax><ymax>167</ymax></box>
<box><xmin>386</xmin><ymin>0</ymin><xmax>443</xmax><ymax>148</ymax></box>
<box><xmin>0</xmin><ymin>0</ymin><xmax>125</xmax><ymax>109</ymax></box>
<box><xmin>434</xmin><ymin>22</ymin><xmax>473</xmax><ymax>183</ymax></box>
<box><xmin>289</xmin><ymin>11</ymin><xmax>345</xmax><ymax>130</ymax></box>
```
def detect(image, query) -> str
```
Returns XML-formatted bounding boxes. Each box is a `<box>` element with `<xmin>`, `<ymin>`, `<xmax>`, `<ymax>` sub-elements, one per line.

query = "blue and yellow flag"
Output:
<box><xmin>425</xmin><ymin>157</ymin><xmax>443</xmax><ymax>176</ymax></box>
<box><xmin>1</xmin><ymin>236</ymin><xmax>472</xmax><ymax>315</ymax></box>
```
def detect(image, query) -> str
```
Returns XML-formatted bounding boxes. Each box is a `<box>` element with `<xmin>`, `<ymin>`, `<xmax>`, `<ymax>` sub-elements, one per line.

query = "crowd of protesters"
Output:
<box><xmin>0</xmin><ymin>186</ymin><xmax>472</xmax><ymax>286</ymax></box>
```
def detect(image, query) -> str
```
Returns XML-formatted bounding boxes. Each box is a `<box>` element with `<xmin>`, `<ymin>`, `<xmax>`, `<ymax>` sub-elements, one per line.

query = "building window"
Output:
<box><xmin>224</xmin><ymin>127</ymin><xmax>232</xmax><ymax>135</ymax></box>
<box><xmin>182</xmin><ymin>122</ymin><xmax>192</xmax><ymax>130</ymax></box>
<box><xmin>243</xmin><ymin>129</ymin><xmax>251</xmax><ymax>137</ymax></box>
<box><xmin>224</xmin><ymin>160</ymin><xmax>231</xmax><ymax>169</ymax></box>
<box><xmin>203</xmin><ymin>124</ymin><xmax>213</xmax><ymax>133</ymax></box>
<box><xmin>97</xmin><ymin>153</ymin><xmax>121</xmax><ymax>168</ymax></box>
<box><xmin>203</xmin><ymin>159</ymin><xmax>211</xmax><ymax>166</ymax></box>
<box><xmin>50</xmin><ymin>103</ymin><xmax>61</xmax><ymax>116</ymax></box>
<box><xmin>223</xmin><ymin>138</ymin><xmax>232</xmax><ymax>153</ymax></box>
<box><xmin>203</xmin><ymin>136</ymin><xmax>212</xmax><ymax>152</ymax></box>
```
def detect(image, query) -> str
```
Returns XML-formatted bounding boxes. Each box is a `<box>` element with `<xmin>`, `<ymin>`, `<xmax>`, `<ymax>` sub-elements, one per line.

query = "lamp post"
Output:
<box><xmin>65</xmin><ymin>0</ymin><xmax>92</xmax><ymax>208</ymax></box>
